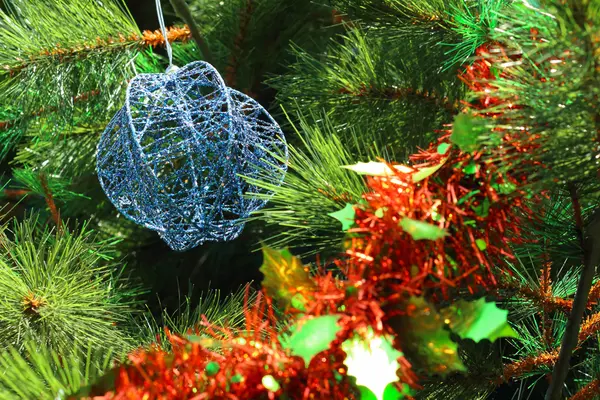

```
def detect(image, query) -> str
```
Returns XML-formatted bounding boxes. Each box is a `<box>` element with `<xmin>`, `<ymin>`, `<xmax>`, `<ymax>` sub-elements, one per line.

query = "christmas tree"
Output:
<box><xmin>0</xmin><ymin>0</ymin><xmax>599</xmax><ymax>399</ymax></box>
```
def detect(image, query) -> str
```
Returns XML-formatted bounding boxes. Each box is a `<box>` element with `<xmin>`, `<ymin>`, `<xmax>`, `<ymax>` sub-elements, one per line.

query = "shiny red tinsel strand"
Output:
<box><xmin>344</xmin><ymin>45</ymin><xmax>539</xmax><ymax>298</ymax></box>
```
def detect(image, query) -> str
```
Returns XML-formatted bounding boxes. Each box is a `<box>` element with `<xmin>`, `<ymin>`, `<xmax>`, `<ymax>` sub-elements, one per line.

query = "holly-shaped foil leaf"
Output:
<box><xmin>342</xmin><ymin>162</ymin><xmax>413</xmax><ymax>176</ymax></box>
<box><xmin>411</xmin><ymin>158</ymin><xmax>447</xmax><ymax>182</ymax></box>
<box><xmin>462</xmin><ymin>162</ymin><xmax>478</xmax><ymax>175</ymax></box>
<box><xmin>342</xmin><ymin>328</ymin><xmax>411</xmax><ymax>400</ymax></box>
<box><xmin>451</xmin><ymin>114</ymin><xmax>480</xmax><ymax>153</ymax></box>
<box><xmin>358</xmin><ymin>383</ymin><xmax>413</xmax><ymax>400</ymax></box>
<box><xmin>492</xmin><ymin>181</ymin><xmax>517</xmax><ymax>195</ymax></box>
<box><xmin>400</xmin><ymin>218</ymin><xmax>448</xmax><ymax>241</ymax></box>
<box><xmin>260</xmin><ymin>246</ymin><xmax>315</xmax><ymax>311</ymax></box>
<box><xmin>440</xmin><ymin>298</ymin><xmax>519</xmax><ymax>343</ymax></box>
<box><xmin>280</xmin><ymin>315</ymin><xmax>342</xmax><ymax>366</ymax></box>
<box><xmin>342</xmin><ymin>160</ymin><xmax>444</xmax><ymax>184</ymax></box>
<box><xmin>329</xmin><ymin>203</ymin><xmax>357</xmax><ymax>231</ymax></box>
<box><xmin>437</xmin><ymin>143</ymin><xmax>451</xmax><ymax>155</ymax></box>
<box><xmin>392</xmin><ymin>297</ymin><xmax>466</xmax><ymax>376</ymax></box>
<box><xmin>472</xmin><ymin>198</ymin><xmax>490</xmax><ymax>218</ymax></box>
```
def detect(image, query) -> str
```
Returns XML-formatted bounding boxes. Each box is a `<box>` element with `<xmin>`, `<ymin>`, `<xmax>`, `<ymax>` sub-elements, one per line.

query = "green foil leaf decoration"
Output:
<box><xmin>400</xmin><ymin>218</ymin><xmax>448</xmax><ymax>241</ymax></box>
<box><xmin>280</xmin><ymin>315</ymin><xmax>342</xmax><ymax>366</ymax></box>
<box><xmin>440</xmin><ymin>298</ymin><xmax>519</xmax><ymax>343</ymax></box>
<box><xmin>342</xmin><ymin>162</ymin><xmax>413</xmax><ymax>176</ymax></box>
<box><xmin>261</xmin><ymin>375</ymin><xmax>281</xmax><ymax>392</ymax></box>
<box><xmin>342</xmin><ymin>328</ymin><xmax>410</xmax><ymax>400</ymax></box>
<box><xmin>437</xmin><ymin>143</ymin><xmax>451</xmax><ymax>155</ymax></box>
<box><xmin>392</xmin><ymin>297</ymin><xmax>466</xmax><ymax>376</ymax></box>
<box><xmin>492</xmin><ymin>182</ymin><xmax>517</xmax><ymax>195</ymax></box>
<box><xmin>462</xmin><ymin>162</ymin><xmax>478</xmax><ymax>175</ymax></box>
<box><xmin>412</xmin><ymin>158</ymin><xmax>447</xmax><ymax>182</ymax></box>
<box><xmin>451</xmin><ymin>114</ymin><xmax>480</xmax><ymax>153</ymax></box>
<box><xmin>205</xmin><ymin>361</ymin><xmax>220</xmax><ymax>376</ymax></box>
<box><xmin>260</xmin><ymin>246</ymin><xmax>315</xmax><ymax>311</ymax></box>
<box><xmin>475</xmin><ymin>239</ymin><xmax>487</xmax><ymax>251</ymax></box>
<box><xmin>329</xmin><ymin>203</ymin><xmax>357</xmax><ymax>231</ymax></box>
<box><xmin>358</xmin><ymin>383</ymin><xmax>413</xmax><ymax>400</ymax></box>
<box><xmin>472</xmin><ymin>198</ymin><xmax>490</xmax><ymax>218</ymax></box>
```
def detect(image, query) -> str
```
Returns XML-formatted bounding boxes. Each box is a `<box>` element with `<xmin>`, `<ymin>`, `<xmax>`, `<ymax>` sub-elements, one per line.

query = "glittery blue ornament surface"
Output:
<box><xmin>97</xmin><ymin>61</ymin><xmax>288</xmax><ymax>251</ymax></box>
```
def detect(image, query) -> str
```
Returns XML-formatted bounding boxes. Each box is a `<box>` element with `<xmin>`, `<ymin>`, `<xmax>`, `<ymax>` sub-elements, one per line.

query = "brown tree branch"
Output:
<box><xmin>496</xmin><ymin>350</ymin><xmax>559</xmax><ymax>385</ymax></box>
<box><xmin>3</xmin><ymin>26</ymin><xmax>191</xmax><ymax>76</ymax></box>
<box><xmin>545</xmin><ymin>203</ymin><xmax>600</xmax><ymax>400</ymax></box>
<box><xmin>0</xmin><ymin>90</ymin><xmax>100</xmax><ymax>131</ymax></box>
<box><xmin>225</xmin><ymin>0</ymin><xmax>254</xmax><ymax>88</ymax></box>
<box><xmin>569</xmin><ymin>378</ymin><xmax>600</xmax><ymax>400</ymax></box>
<box><xmin>169</xmin><ymin>0</ymin><xmax>215</xmax><ymax>66</ymax></box>
<box><xmin>39</xmin><ymin>173</ymin><xmax>62</xmax><ymax>234</ymax></box>
<box><xmin>338</xmin><ymin>84</ymin><xmax>459</xmax><ymax>113</ymax></box>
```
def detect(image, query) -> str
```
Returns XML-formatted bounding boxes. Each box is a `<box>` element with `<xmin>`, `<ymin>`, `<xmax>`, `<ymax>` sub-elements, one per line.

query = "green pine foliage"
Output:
<box><xmin>246</xmin><ymin>111</ymin><xmax>373</xmax><ymax>253</ymax></box>
<box><xmin>137</xmin><ymin>284</ymin><xmax>255</xmax><ymax>348</ymax></box>
<box><xmin>331</xmin><ymin>0</ymin><xmax>506</xmax><ymax>53</ymax></box>
<box><xmin>182</xmin><ymin>0</ymin><xmax>337</xmax><ymax>97</ymax></box>
<box><xmin>8</xmin><ymin>168</ymin><xmax>89</xmax><ymax>204</ymax></box>
<box><xmin>0</xmin><ymin>0</ymin><xmax>142</xmax><ymax>159</ymax></box>
<box><xmin>0</xmin><ymin>0</ymin><xmax>599</xmax><ymax>399</ymax></box>
<box><xmin>575</xmin><ymin>340</ymin><xmax>600</xmax><ymax>397</ymax></box>
<box><xmin>446</xmin><ymin>0</ymin><xmax>506</xmax><ymax>68</ymax></box>
<box><xmin>270</xmin><ymin>28</ymin><xmax>462</xmax><ymax>159</ymax></box>
<box><xmin>469</xmin><ymin>0</ymin><xmax>600</xmax><ymax>188</ymax></box>
<box><xmin>0</xmin><ymin>215</ymin><xmax>140</xmax><ymax>354</ymax></box>
<box><xmin>0</xmin><ymin>342</ymin><xmax>117</xmax><ymax>400</ymax></box>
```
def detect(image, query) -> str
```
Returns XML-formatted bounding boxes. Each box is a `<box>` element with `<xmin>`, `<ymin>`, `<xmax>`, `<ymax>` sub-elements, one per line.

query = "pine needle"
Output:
<box><xmin>0</xmin><ymin>214</ymin><xmax>140</xmax><ymax>354</ymax></box>
<box><xmin>0</xmin><ymin>341</ymin><xmax>117</xmax><ymax>400</ymax></box>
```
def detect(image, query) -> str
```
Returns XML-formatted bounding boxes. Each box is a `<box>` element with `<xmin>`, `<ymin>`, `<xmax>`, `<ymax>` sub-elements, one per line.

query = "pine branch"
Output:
<box><xmin>140</xmin><ymin>26</ymin><xmax>192</xmax><ymax>48</ymax></box>
<box><xmin>169</xmin><ymin>0</ymin><xmax>215</xmax><ymax>66</ymax></box>
<box><xmin>225</xmin><ymin>0</ymin><xmax>255</xmax><ymax>88</ymax></box>
<box><xmin>546</xmin><ymin>207</ymin><xmax>600</xmax><ymax>400</ymax></box>
<box><xmin>2</xmin><ymin>24</ymin><xmax>191</xmax><ymax>94</ymax></box>
<box><xmin>569</xmin><ymin>379</ymin><xmax>600</xmax><ymax>400</ymax></box>
<box><xmin>499</xmin><ymin>278</ymin><xmax>574</xmax><ymax>314</ymax></box>
<box><xmin>496</xmin><ymin>350</ymin><xmax>560</xmax><ymax>385</ymax></box>
<box><xmin>1</xmin><ymin>9</ymin><xmax>190</xmax><ymax>76</ymax></box>
<box><xmin>541</xmin><ymin>262</ymin><xmax>555</xmax><ymax>347</ymax></box>
<box><xmin>338</xmin><ymin>85</ymin><xmax>459</xmax><ymax>113</ymax></box>
<box><xmin>589</xmin><ymin>280</ymin><xmax>600</xmax><ymax>302</ymax></box>
<box><xmin>246</xmin><ymin>110</ymin><xmax>370</xmax><ymax>254</ymax></box>
<box><xmin>0</xmin><ymin>0</ymin><xmax>194</xmax><ymax>160</ymax></box>
<box><xmin>0</xmin><ymin>215</ymin><xmax>140</xmax><ymax>354</ymax></box>
<box><xmin>332</xmin><ymin>0</ymin><xmax>457</xmax><ymax>32</ymax></box>
<box><xmin>0</xmin><ymin>341</ymin><xmax>117</xmax><ymax>400</ymax></box>
<box><xmin>545</xmin><ymin>0</ymin><xmax>600</xmax><ymax>390</ymax></box>
<box><xmin>7</xmin><ymin>168</ymin><xmax>88</xmax><ymax>205</ymax></box>
<box><xmin>468</xmin><ymin>1</ymin><xmax>600</xmax><ymax>187</ymax></box>
<box><xmin>271</xmin><ymin>28</ymin><xmax>462</xmax><ymax>157</ymax></box>
<box><xmin>2</xmin><ymin>189</ymin><xmax>30</xmax><ymax>201</ymax></box>
<box><xmin>579</xmin><ymin>312</ymin><xmax>600</xmax><ymax>343</ymax></box>
<box><xmin>136</xmin><ymin>285</ymin><xmax>257</xmax><ymax>349</ymax></box>
<box><xmin>492</xmin><ymin>288</ymin><xmax>600</xmax><ymax>389</ymax></box>
<box><xmin>38</xmin><ymin>173</ymin><xmax>62</xmax><ymax>233</ymax></box>
<box><xmin>0</xmin><ymin>90</ymin><xmax>100</xmax><ymax>133</ymax></box>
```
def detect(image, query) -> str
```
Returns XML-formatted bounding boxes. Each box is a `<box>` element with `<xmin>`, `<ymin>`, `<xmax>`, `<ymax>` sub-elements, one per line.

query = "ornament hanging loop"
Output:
<box><xmin>155</xmin><ymin>0</ymin><xmax>176</xmax><ymax>71</ymax></box>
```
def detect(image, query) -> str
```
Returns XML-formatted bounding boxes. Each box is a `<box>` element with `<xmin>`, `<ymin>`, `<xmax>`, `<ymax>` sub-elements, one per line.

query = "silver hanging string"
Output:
<box><xmin>155</xmin><ymin>0</ymin><xmax>176</xmax><ymax>72</ymax></box>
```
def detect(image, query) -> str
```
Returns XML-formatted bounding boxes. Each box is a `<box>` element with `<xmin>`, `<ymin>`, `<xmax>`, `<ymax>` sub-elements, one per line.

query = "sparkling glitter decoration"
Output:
<box><xmin>97</xmin><ymin>61</ymin><xmax>288</xmax><ymax>251</ymax></box>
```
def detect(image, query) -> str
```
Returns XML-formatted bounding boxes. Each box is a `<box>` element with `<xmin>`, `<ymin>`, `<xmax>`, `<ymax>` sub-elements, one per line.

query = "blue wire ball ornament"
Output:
<box><xmin>96</xmin><ymin>61</ymin><xmax>288</xmax><ymax>251</ymax></box>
